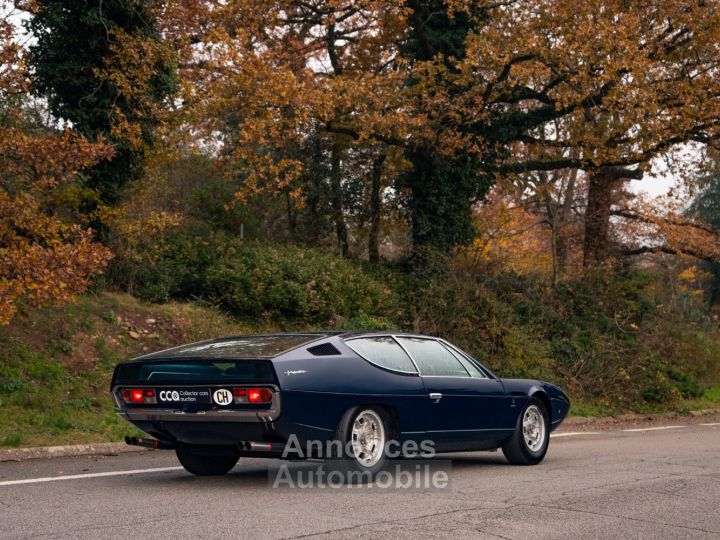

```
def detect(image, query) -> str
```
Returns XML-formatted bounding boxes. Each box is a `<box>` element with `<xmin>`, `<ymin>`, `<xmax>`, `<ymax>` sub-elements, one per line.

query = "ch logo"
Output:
<box><xmin>213</xmin><ymin>389</ymin><xmax>233</xmax><ymax>406</ymax></box>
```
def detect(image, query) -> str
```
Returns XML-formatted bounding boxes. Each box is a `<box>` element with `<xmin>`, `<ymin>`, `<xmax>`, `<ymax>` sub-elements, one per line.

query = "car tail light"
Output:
<box><xmin>232</xmin><ymin>387</ymin><xmax>247</xmax><ymax>404</ymax></box>
<box><xmin>122</xmin><ymin>388</ymin><xmax>157</xmax><ymax>404</ymax></box>
<box><xmin>247</xmin><ymin>387</ymin><xmax>273</xmax><ymax>404</ymax></box>
<box><xmin>232</xmin><ymin>387</ymin><xmax>273</xmax><ymax>404</ymax></box>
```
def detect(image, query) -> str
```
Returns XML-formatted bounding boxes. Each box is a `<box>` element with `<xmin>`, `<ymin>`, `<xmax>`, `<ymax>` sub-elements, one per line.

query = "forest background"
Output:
<box><xmin>2</xmin><ymin>0</ymin><xmax>720</xmax><ymax>447</ymax></box>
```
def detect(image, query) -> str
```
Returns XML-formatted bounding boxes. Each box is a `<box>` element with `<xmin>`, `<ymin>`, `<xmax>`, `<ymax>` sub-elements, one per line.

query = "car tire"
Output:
<box><xmin>176</xmin><ymin>449</ymin><xmax>239</xmax><ymax>476</ymax></box>
<box><xmin>502</xmin><ymin>397</ymin><xmax>550</xmax><ymax>465</ymax></box>
<box><xmin>330</xmin><ymin>406</ymin><xmax>391</xmax><ymax>482</ymax></box>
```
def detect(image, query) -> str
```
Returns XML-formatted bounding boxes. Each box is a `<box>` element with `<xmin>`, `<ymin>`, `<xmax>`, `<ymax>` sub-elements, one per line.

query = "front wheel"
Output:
<box><xmin>502</xmin><ymin>397</ymin><xmax>549</xmax><ymax>465</ymax></box>
<box><xmin>176</xmin><ymin>449</ymin><xmax>239</xmax><ymax>476</ymax></box>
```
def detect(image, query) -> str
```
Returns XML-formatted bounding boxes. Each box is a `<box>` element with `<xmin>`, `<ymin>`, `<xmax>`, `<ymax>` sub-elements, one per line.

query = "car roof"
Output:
<box><xmin>123</xmin><ymin>331</ymin><xmax>445</xmax><ymax>363</ymax></box>
<box><xmin>336</xmin><ymin>331</ymin><xmax>439</xmax><ymax>340</ymax></box>
<box><xmin>128</xmin><ymin>332</ymin><xmax>340</xmax><ymax>361</ymax></box>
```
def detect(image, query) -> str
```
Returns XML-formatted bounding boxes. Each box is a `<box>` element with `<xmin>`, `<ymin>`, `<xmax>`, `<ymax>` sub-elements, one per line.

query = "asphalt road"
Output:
<box><xmin>1</xmin><ymin>421</ymin><xmax>719</xmax><ymax>539</ymax></box>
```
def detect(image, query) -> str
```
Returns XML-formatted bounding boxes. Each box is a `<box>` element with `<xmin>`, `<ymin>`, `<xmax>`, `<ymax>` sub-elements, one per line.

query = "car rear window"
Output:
<box><xmin>139</xmin><ymin>334</ymin><xmax>328</xmax><ymax>359</ymax></box>
<box><xmin>345</xmin><ymin>336</ymin><xmax>417</xmax><ymax>374</ymax></box>
<box><xmin>113</xmin><ymin>360</ymin><xmax>277</xmax><ymax>385</ymax></box>
<box><xmin>396</xmin><ymin>337</ymin><xmax>470</xmax><ymax>377</ymax></box>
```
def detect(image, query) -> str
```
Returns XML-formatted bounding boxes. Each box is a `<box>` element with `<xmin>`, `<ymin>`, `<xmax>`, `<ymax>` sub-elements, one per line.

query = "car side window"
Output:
<box><xmin>396</xmin><ymin>337</ymin><xmax>469</xmax><ymax>377</ymax></box>
<box><xmin>345</xmin><ymin>337</ymin><xmax>417</xmax><ymax>374</ymax></box>
<box><xmin>440</xmin><ymin>343</ymin><xmax>487</xmax><ymax>378</ymax></box>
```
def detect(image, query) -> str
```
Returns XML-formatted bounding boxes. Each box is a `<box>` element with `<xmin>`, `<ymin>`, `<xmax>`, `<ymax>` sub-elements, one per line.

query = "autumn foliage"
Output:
<box><xmin>2</xmin><ymin>1</ymin><xmax>720</xmax><ymax>419</ymax></box>
<box><xmin>0</xmin><ymin>5</ymin><xmax>113</xmax><ymax>325</ymax></box>
<box><xmin>3</xmin><ymin>0</ymin><xmax>720</xmax><ymax>326</ymax></box>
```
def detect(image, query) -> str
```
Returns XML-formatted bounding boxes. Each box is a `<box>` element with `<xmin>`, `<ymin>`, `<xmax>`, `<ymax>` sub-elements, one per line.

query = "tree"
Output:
<box><xmin>398</xmin><ymin>0</ymin><xmax>493</xmax><ymax>252</ymax></box>
<box><xmin>27</xmin><ymin>0</ymin><xmax>176</xmax><ymax>206</ymax></box>
<box><xmin>1</xmin><ymin>2</ymin><xmax>113</xmax><ymax>324</ymax></box>
<box><xmin>454</xmin><ymin>0</ymin><xmax>720</xmax><ymax>263</ymax></box>
<box><xmin>162</xmin><ymin>0</ymin><xmax>720</xmax><ymax>260</ymax></box>
<box><xmin>686</xmin><ymin>164</ymin><xmax>720</xmax><ymax>307</ymax></box>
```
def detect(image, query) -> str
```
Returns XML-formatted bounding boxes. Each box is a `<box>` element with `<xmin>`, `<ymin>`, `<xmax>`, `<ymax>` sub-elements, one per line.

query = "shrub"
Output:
<box><xmin>112</xmin><ymin>231</ymin><xmax>720</xmax><ymax>411</ymax></box>
<box><xmin>205</xmin><ymin>243</ymin><xmax>399</xmax><ymax>324</ymax></box>
<box><xmin>127</xmin><ymin>228</ymin><xmax>225</xmax><ymax>303</ymax></box>
<box><xmin>409</xmin><ymin>255</ymin><xmax>720</xmax><ymax>408</ymax></box>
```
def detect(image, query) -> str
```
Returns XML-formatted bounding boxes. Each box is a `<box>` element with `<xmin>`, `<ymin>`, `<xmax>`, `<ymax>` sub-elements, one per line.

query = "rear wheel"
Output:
<box><xmin>502</xmin><ymin>397</ymin><xmax>549</xmax><ymax>465</ymax></box>
<box><xmin>331</xmin><ymin>406</ymin><xmax>390</xmax><ymax>481</ymax></box>
<box><xmin>176</xmin><ymin>449</ymin><xmax>239</xmax><ymax>476</ymax></box>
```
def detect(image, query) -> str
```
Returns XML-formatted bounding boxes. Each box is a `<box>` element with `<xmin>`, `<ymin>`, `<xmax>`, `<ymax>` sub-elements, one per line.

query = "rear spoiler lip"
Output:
<box><xmin>116</xmin><ymin>355</ymin><xmax>275</xmax><ymax>366</ymax></box>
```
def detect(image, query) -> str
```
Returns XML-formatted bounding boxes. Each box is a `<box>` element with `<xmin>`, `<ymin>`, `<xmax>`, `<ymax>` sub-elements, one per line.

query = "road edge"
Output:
<box><xmin>0</xmin><ymin>442</ymin><xmax>145</xmax><ymax>463</ymax></box>
<box><xmin>562</xmin><ymin>407</ymin><xmax>720</xmax><ymax>428</ymax></box>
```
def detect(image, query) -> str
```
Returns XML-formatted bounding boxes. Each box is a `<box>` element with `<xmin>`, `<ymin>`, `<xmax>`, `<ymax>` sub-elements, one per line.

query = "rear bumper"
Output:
<box><xmin>127</xmin><ymin>418</ymin><xmax>281</xmax><ymax>446</ymax></box>
<box><xmin>111</xmin><ymin>384</ymin><xmax>281</xmax><ymax>423</ymax></box>
<box><xmin>115</xmin><ymin>407</ymin><xmax>277</xmax><ymax>423</ymax></box>
<box><xmin>113</xmin><ymin>384</ymin><xmax>284</xmax><ymax>446</ymax></box>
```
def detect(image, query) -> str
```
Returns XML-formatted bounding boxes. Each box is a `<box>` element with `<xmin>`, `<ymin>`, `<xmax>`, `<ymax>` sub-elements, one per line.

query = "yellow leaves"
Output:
<box><xmin>469</xmin><ymin>189</ymin><xmax>553</xmax><ymax>276</ymax></box>
<box><xmin>678</xmin><ymin>267</ymin><xmax>697</xmax><ymax>283</ymax></box>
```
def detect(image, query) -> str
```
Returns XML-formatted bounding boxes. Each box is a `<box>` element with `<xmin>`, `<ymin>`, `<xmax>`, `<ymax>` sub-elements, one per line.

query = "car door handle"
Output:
<box><xmin>429</xmin><ymin>393</ymin><xmax>442</xmax><ymax>403</ymax></box>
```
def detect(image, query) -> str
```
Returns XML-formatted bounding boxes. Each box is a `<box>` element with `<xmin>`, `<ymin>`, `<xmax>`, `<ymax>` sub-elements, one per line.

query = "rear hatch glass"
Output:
<box><xmin>138</xmin><ymin>334</ymin><xmax>328</xmax><ymax>360</ymax></box>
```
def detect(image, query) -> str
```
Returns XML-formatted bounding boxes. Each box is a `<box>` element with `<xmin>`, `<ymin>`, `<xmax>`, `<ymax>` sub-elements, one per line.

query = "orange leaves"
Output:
<box><xmin>617</xmin><ymin>195</ymin><xmax>720</xmax><ymax>265</ymax></box>
<box><xmin>0</xmin><ymin>127</ymin><xmax>114</xmax><ymax>189</ymax></box>
<box><xmin>0</xmin><ymin>5</ymin><xmax>115</xmax><ymax>325</ymax></box>
<box><xmin>166</xmin><ymin>0</ymin><xmax>411</xmax><ymax>203</ymax></box>
<box><xmin>456</xmin><ymin>0</ymin><xmax>720</xmax><ymax>176</ymax></box>
<box><xmin>0</xmin><ymin>193</ymin><xmax>113</xmax><ymax>325</ymax></box>
<box><xmin>92</xmin><ymin>27</ymin><xmax>177</xmax><ymax>149</ymax></box>
<box><xmin>0</xmin><ymin>5</ymin><xmax>29</xmax><ymax>100</ymax></box>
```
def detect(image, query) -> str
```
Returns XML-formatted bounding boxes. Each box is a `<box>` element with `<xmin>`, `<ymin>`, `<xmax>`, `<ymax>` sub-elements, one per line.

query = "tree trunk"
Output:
<box><xmin>583</xmin><ymin>170</ymin><xmax>614</xmax><ymax>265</ymax></box>
<box><xmin>583</xmin><ymin>167</ymin><xmax>632</xmax><ymax>266</ymax></box>
<box><xmin>405</xmin><ymin>147</ymin><xmax>482</xmax><ymax>254</ymax></box>
<box><xmin>330</xmin><ymin>143</ymin><xmax>349</xmax><ymax>257</ymax></box>
<box><xmin>555</xmin><ymin>167</ymin><xmax>578</xmax><ymax>275</ymax></box>
<box><xmin>368</xmin><ymin>153</ymin><xmax>386</xmax><ymax>264</ymax></box>
<box><xmin>286</xmin><ymin>190</ymin><xmax>296</xmax><ymax>237</ymax></box>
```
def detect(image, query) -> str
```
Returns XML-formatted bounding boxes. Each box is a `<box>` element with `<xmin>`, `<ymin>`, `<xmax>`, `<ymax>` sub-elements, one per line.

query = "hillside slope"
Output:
<box><xmin>0</xmin><ymin>293</ymin><xmax>271</xmax><ymax>447</ymax></box>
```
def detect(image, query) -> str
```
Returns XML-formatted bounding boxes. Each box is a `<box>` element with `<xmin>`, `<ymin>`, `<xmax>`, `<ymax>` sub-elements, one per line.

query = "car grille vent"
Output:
<box><xmin>307</xmin><ymin>343</ymin><xmax>341</xmax><ymax>356</ymax></box>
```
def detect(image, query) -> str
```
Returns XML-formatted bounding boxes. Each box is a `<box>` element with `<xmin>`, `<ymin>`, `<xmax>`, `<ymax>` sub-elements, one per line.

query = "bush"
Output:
<box><xmin>205</xmin><ymin>243</ymin><xmax>399</xmax><ymax>324</ymax></box>
<box><xmin>409</xmin><ymin>255</ymin><xmax>720</xmax><ymax>409</ymax></box>
<box><xmin>129</xmin><ymin>228</ymin><xmax>227</xmax><ymax>303</ymax></box>
<box><xmin>113</xmin><ymin>230</ymin><xmax>720</xmax><ymax>411</ymax></box>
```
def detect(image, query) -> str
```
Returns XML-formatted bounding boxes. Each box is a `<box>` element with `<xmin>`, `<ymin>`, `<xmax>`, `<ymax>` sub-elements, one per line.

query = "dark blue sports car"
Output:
<box><xmin>111</xmin><ymin>332</ymin><xmax>570</xmax><ymax>475</ymax></box>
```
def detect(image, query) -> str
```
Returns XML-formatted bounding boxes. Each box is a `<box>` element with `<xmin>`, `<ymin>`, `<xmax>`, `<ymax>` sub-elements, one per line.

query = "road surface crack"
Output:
<box><xmin>279</xmin><ymin>504</ymin><xmax>499</xmax><ymax>539</ymax></box>
<box><xmin>526</xmin><ymin>503</ymin><xmax>718</xmax><ymax>535</ymax></box>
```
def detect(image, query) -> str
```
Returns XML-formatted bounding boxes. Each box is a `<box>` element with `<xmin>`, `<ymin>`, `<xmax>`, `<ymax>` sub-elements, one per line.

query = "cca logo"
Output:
<box><xmin>213</xmin><ymin>389</ymin><xmax>233</xmax><ymax>406</ymax></box>
<box><xmin>159</xmin><ymin>390</ymin><xmax>180</xmax><ymax>401</ymax></box>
